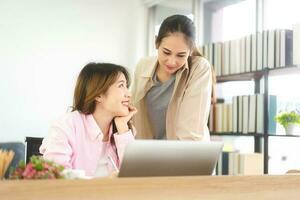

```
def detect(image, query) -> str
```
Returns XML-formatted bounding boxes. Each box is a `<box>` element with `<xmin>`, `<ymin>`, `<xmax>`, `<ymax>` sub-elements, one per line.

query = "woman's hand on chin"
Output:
<box><xmin>114</xmin><ymin>105</ymin><xmax>137</xmax><ymax>134</ymax></box>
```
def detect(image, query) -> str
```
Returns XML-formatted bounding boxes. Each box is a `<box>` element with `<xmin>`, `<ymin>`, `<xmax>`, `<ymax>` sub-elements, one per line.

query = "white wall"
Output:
<box><xmin>0</xmin><ymin>0</ymin><xmax>147</xmax><ymax>142</ymax></box>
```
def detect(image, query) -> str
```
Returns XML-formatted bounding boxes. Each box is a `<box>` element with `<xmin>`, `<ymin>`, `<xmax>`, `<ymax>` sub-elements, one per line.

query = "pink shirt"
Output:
<box><xmin>39</xmin><ymin>111</ymin><xmax>134</xmax><ymax>176</ymax></box>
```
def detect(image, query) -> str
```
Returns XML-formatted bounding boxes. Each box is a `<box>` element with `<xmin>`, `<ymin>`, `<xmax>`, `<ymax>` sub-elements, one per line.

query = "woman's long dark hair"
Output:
<box><xmin>156</xmin><ymin>14</ymin><xmax>202</xmax><ymax>57</ymax></box>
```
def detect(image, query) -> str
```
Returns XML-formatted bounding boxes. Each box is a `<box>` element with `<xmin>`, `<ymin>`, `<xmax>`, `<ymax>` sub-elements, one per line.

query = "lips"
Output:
<box><xmin>122</xmin><ymin>101</ymin><xmax>129</xmax><ymax>107</ymax></box>
<box><xmin>166</xmin><ymin>65</ymin><xmax>176</xmax><ymax>71</ymax></box>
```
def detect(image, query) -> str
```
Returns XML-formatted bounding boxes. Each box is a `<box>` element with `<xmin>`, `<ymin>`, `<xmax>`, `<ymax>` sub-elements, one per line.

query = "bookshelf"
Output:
<box><xmin>213</xmin><ymin>65</ymin><xmax>300</xmax><ymax>174</ymax></box>
<box><xmin>200</xmin><ymin>0</ymin><xmax>300</xmax><ymax>176</ymax></box>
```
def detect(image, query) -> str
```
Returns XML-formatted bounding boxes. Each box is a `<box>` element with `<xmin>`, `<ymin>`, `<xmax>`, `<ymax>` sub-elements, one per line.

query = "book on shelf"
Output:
<box><xmin>263</xmin><ymin>30</ymin><xmax>268</xmax><ymax>69</ymax></box>
<box><xmin>251</xmin><ymin>33</ymin><xmax>257</xmax><ymax>72</ymax></box>
<box><xmin>216</xmin><ymin>152</ymin><xmax>263</xmax><ymax>175</ymax></box>
<box><xmin>256</xmin><ymin>94</ymin><xmax>264</xmax><ymax>134</ymax></box>
<box><xmin>238</xmin><ymin>96</ymin><xmax>243</xmax><ymax>133</ymax></box>
<box><xmin>274</xmin><ymin>29</ymin><xmax>293</xmax><ymax>68</ymax></box>
<box><xmin>281</xmin><ymin>29</ymin><xmax>293</xmax><ymax>67</ymax></box>
<box><xmin>245</xmin><ymin>35</ymin><xmax>251</xmax><ymax>73</ymax></box>
<box><xmin>239</xmin><ymin>153</ymin><xmax>264</xmax><ymax>175</ymax></box>
<box><xmin>293</xmin><ymin>23</ymin><xmax>300</xmax><ymax>65</ymax></box>
<box><xmin>268</xmin><ymin>95</ymin><xmax>277</xmax><ymax>135</ymax></box>
<box><xmin>232</xmin><ymin>96</ymin><xmax>238</xmax><ymax>133</ymax></box>
<box><xmin>256</xmin><ymin>94</ymin><xmax>277</xmax><ymax>134</ymax></box>
<box><xmin>229</xmin><ymin>39</ymin><xmax>241</xmax><ymax>74</ymax></box>
<box><xmin>211</xmin><ymin>103</ymin><xmax>232</xmax><ymax>133</ymax></box>
<box><xmin>222</xmin><ymin>41</ymin><xmax>230</xmax><ymax>75</ymax></box>
<box><xmin>242</xmin><ymin>95</ymin><xmax>249</xmax><ymax>134</ymax></box>
<box><xmin>227</xmin><ymin>104</ymin><xmax>233</xmax><ymax>133</ymax></box>
<box><xmin>256</xmin><ymin>31</ymin><xmax>263</xmax><ymax>71</ymax></box>
<box><xmin>222</xmin><ymin>151</ymin><xmax>229</xmax><ymax>175</ymax></box>
<box><xmin>201</xmin><ymin>26</ymin><xmax>298</xmax><ymax>77</ymax></box>
<box><xmin>229</xmin><ymin>151</ymin><xmax>240</xmax><ymax>175</ymax></box>
<box><xmin>213</xmin><ymin>43</ymin><xmax>219</xmax><ymax>75</ymax></box>
<box><xmin>209</xmin><ymin>95</ymin><xmax>277</xmax><ymax>135</ymax></box>
<box><xmin>267</xmin><ymin>30</ymin><xmax>275</xmax><ymax>69</ymax></box>
<box><xmin>275</xmin><ymin>29</ymin><xmax>281</xmax><ymax>68</ymax></box>
<box><xmin>222</xmin><ymin>103</ymin><xmax>228</xmax><ymax>132</ymax></box>
<box><xmin>248</xmin><ymin>95</ymin><xmax>256</xmax><ymax>133</ymax></box>
<box><xmin>240</xmin><ymin>36</ymin><xmax>246</xmax><ymax>73</ymax></box>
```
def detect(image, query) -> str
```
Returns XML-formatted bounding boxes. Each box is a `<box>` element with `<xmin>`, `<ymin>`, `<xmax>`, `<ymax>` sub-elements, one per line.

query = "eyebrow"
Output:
<box><xmin>163</xmin><ymin>47</ymin><xmax>187</xmax><ymax>55</ymax></box>
<box><xmin>117</xmin><ymin>80</ymin><xmax>126</xmax><ymax>84</ymax></box>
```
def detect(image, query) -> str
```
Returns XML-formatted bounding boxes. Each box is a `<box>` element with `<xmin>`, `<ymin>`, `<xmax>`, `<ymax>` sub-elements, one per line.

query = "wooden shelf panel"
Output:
<box><xmin>216</xmin><ymin>65</ymin><xmax>300</xmax><ymax>83</ymax></box>
<box><xmin>268</xmin><ymin>65</ymin><xmax>300</xmax><ymax>76</ymax></box>
<box><xmin>268</xmin><ymin>134</ymin><xmax>300</xmax><ymax>137</ymax></box>
<box><xmin>210</xmin><ymin>132</ymin><xmax>264</xmax><ymax>137</ymax></box>
<box><xmin>211</xmin><ymin>133</ymin><xmax>300</xmax><ymax>137</ymax></box>
<box><xmin>216</xmin><ymin>71</ymin><xmax>265</xmax><ymax>82</ymax></box>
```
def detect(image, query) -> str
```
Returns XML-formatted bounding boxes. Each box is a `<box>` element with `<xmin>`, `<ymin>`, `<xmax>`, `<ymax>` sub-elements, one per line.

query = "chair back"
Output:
<box><xmin>25</xmin><ymin>137</ymin><xmax>43</xmax><ymax>164</ymax></box>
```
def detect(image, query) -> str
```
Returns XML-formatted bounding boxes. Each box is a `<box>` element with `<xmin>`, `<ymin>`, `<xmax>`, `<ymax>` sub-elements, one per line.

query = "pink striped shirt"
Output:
<box><xmin>39</xmin><ymin>111</ymin><xmax>134</xmax><ymax>176</ymax></box>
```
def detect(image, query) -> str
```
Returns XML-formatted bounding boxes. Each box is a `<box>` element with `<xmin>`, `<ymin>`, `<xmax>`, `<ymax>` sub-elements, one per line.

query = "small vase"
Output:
<box><xmin>285</xmin><ymin>124</ymin><xmax>300</xmax><ymax>135</ymax></box>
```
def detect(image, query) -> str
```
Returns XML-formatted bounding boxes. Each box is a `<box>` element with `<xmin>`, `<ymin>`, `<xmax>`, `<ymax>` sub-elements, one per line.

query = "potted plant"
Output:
<box><xmin>275</xmin><ymin>111</ymin><xmax>300</xmax><ymax>135</ymax></box>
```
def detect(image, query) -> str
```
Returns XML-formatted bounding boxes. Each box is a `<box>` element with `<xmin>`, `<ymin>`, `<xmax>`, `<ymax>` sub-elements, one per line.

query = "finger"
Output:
<box><xmin>130</xmin><ymin>107</ymin><xmax>138</xmax><ymax>115</ymax></box>
<box><xmin>128</xmin><ymin>105</ymin><xmax>137</xmax><ymax>111</ymax></box>
<box><xmin>128</xmin><ymin>109</ymin><xmax>138</xmax><ymax>119</ymax></box>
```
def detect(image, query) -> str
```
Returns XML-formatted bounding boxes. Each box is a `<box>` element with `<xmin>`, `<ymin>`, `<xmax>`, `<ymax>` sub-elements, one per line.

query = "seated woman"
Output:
<box><xmin>40</xmin><ymin>63</ymin><xmax>137</xmax><ymax>176</ymax></box>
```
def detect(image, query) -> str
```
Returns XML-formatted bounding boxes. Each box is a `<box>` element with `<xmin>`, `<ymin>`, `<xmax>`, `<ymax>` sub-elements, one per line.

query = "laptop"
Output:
<box><xmin>118</xmin><ymin>140</ymin><xmax>223</xmax><ymax>177</ymax></box>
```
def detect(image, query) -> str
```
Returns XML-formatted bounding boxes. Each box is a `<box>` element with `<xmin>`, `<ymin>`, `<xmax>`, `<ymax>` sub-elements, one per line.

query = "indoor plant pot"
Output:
<box><xmin>275</xmin><ymin>111</ymin><xmax>300</xmax><ymax>136</ymax></box>
<box><xmin>284</xmin><ymin>123</ymin><xmax>300</xmax><ymax>135</ymax></box>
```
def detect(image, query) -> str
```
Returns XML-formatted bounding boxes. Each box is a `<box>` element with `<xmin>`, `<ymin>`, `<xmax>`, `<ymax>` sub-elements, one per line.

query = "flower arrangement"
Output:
<box><xmin>274</xmin><ymin>111</ymin><xmax>300</xmax><ymax>129</ymax></box>
<box><xmin>9</xmin><ymin>156</ymin><xmax>65</xmax><ymax>179</ymax></box>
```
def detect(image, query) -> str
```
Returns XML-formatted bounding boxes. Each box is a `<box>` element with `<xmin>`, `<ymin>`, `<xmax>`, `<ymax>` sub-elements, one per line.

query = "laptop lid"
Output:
<box><xmin>118</xmin><ymin>140</ymin><xmax>223</xmax><ymax>177</ymax></box>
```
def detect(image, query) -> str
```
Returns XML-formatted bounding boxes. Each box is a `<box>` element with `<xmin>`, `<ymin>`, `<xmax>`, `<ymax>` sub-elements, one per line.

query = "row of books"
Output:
<box><xmin>209</xmin><ymin>94</ymin><xmax>277</xmax><ymax>134</ymax></box>
<box><xmin>199</xmin><ymin>24</ymin><xmax>300</xmax><ymax>76</ymax></box>
<box><xmin>216</xmin><ymin>152</ymin><xmax>263</xmax><ymax>175</ymax></box>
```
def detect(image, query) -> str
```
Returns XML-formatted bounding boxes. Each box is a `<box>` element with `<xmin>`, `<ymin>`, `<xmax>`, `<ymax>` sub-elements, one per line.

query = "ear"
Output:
<box><xmin>95</xmin><ymin>96</ymin><xmax>102</xmax><ymax>103</ymax></box>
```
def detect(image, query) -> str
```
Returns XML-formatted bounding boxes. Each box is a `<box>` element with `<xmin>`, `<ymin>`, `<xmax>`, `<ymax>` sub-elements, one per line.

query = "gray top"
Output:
<box><xmin>146</xmin><ymin>72</ymin><xmax>175</xmax><ymax>139</ymax></box>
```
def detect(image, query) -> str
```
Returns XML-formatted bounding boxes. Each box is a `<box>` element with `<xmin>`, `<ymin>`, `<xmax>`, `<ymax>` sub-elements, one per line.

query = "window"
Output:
<box><xmin>147</xmin><ymin>0</ymin><xmax>193</xmax><ymax>56</ymax></box>
<box><xmin>264</xmin><ymin>0</ymin><xmax>300</xmax><ymax>30</ymax></box>
<box><xmin>204</xmin><ymin>0</ymin><xmax>256</xmax><ymax>44</ymax></box>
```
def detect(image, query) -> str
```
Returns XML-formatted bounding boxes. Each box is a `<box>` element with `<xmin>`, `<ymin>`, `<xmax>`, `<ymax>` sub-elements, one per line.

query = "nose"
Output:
<box><xmin>166</xmin><ymin>57</ymin><xmax>176</xmax><ymax>66</ymax></box>
<box><xmin>125</xmin><ymin>88</ymin><xmax>131</xmax><ymax>98</ymax></box>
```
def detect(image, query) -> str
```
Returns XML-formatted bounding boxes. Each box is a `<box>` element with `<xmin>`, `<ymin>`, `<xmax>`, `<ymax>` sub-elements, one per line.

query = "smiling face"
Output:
<box><xmin>97</xmin><ymin>73</ymin><xmax>131</xmax><ymax>117</ymax></box>
<box><xmin>156</xmin><ymin>32</ymin><xmax>191</xmax><ymax>75</ymax></box>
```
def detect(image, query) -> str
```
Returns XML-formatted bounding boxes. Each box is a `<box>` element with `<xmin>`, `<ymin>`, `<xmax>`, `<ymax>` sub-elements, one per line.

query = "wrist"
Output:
<box><xmin>116</xmin><ymin>123</ymin><xmax>129</xmax><ymax>134</ymax></box>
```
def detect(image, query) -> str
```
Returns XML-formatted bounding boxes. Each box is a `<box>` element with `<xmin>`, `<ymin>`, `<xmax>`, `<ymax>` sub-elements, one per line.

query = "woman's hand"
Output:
<box><xmin>114</xmin><ymin>105</ymin><xmax>137</xmax><ymax>134</ymax></box>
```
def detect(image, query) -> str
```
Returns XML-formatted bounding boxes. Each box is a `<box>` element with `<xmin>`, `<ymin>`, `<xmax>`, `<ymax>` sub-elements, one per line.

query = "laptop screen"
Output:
<box><xmin>118</xmin><ymin>140</ymin><xmax>223</xmax><ymax>177</ymax></box>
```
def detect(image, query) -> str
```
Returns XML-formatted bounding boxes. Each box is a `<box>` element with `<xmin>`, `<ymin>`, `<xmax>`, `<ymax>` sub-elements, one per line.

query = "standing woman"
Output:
<box><xmin>131</xmin><ymin>15</ymin><xmax>212</xmax><ymax>141</ymax></box>
<box><xmin>40</xmin><ymin>63</ymin><xmax>137</xmax><ymax>176</ymax></box>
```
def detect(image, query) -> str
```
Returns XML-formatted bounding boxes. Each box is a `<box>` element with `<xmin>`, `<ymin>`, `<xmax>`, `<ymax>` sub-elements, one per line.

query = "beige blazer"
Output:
<box><xmin>131</xmin><ymin>56</ymin><xmax>212</xmax><ymax>140</ymax></box>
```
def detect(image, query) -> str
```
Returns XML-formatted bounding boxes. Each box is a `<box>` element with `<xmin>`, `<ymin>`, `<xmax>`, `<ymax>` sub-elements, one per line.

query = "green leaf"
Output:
<box><xmin>275</xmin><ymin>111</ymin><xmax>300</xmax><ymax>128</ymax></box>
<box><xmin>18</xmin><ymin>160</ymin><xmax>26</xmax><ymax>169</ymax></box>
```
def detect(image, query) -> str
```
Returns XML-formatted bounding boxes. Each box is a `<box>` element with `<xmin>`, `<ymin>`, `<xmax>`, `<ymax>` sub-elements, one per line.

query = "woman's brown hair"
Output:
<box><xmin>72</xmin><ymin>62</ymin><xmax>130</xmax><ymax>114</ymax></box>
<box><xmin>156</xmin><ymin>14</ymin><xmax>201</xmax><ymax>57</ymax></box>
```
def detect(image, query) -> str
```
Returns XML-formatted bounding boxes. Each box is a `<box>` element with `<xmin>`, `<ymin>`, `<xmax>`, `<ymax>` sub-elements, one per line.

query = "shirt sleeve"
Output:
<box><xmin>175</xmin><ymin>58</ymin><xmax>212</xmax><ymax>141</ymax></box>
<box><xmin>113</xmin><ymin>130</ymin><xmax>135</xmax><ymax>163</ymax></box>
<box><xmin>39</xmin><ymin>122</ymin><xmax>73</xmax><ymax>169</ymax></box>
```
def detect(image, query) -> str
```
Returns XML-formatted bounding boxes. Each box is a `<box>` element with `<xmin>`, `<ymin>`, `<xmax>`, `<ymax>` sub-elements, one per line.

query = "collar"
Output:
<box><xmin>85</xmin><ymin>114</ymin><xmax>113</xmax><ymax>141</ymax></box>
